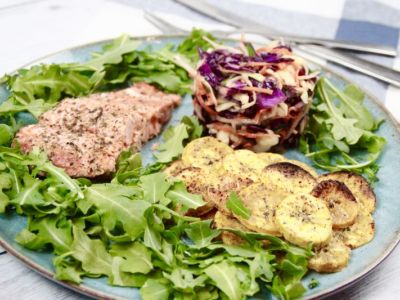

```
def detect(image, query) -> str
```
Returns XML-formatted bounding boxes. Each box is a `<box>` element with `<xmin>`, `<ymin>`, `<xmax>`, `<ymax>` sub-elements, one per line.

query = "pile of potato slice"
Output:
<box><xmin>164</xmin><ymin>137</ymin><xmax>376</xmax><ymax>273</ymax></box>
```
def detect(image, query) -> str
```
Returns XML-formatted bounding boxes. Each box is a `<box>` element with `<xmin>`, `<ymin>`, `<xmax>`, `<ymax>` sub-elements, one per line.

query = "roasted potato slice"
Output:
<box><xmin>221</xmin><ymin>149</ymin><xmax>266</xmax><ymax>181</ymax></box>
<box><xmin>335</xmin><ymin>210</ymin><xmax>375</xmax><ymax>249</ymax></box>
<box><xmin>319</xmin><ymin>171</ymin><xmax>376</xmax><ymax>213</ymax></box>
<box><xmin>205</xmin><ymin>174</ymin><xmax>253</xmax><ymax>215</ymax></box>
<box><xmin>182</xmin><ymin>137</ymin><xmax>233</xmax><ymax>169</ymax></box>
<box><xmin>308</xmin><ymin>233</ymin><xmax>351</xmax><ymax>273</ymax></box>
<box><xmin>261</xmin><ymin>162</ymin><xmax>317</xmax><ymax>194</ymax></box>
<box><xmin>237</xmin><ymin>182</ymin><xmax>287</xmax><ymax>236</ymax></box>
<box><xmin>257</xmin><ymin>153</ymin><xmax>318</xmax><ymax>177</ymax></box>
<box><xmin>214</xmin><ymin>211</ymin><xmax>248</xmax><ymax>245</ymax></box>
<box><xmin>186</xmin><ymin>204</ymin><xmax>215</xmax><ymax>217</ymax></box>
<box><xmin>163</xmin><ymin>160</ymin><xmax>186</xmax><ymax>177</ymax></box>
<box><xmin>311</xmin><ymin>180</ymin><xmax>358</xmax><ymax>229</ymax></box>
<box><xmin>257</xmin><ymin>152</ymin><xmax>285</xmax><ymax>165</ymax></box>
<box><xmin>220</xmin><ymin>232</ymin><xmax>244</xmax><ymax>246</ymax></box>
<box><xmin>275</xmin><ymin>194</ymin><xmax>333</xmax><ymax>247</ymax></box>
<box><xmin>173</xmin><ymin>167</ymin><xmax>208</xmax><ymax>195</ymax></box>
<box><xmin>287</xmin><ymin>159</ymin><xmax>318</xmax><ymax>178</ymax></box>
<box><xmin>173</xmin><ymin>167</ymin><xmax>215</xmax><ymax>216</ymax></box>
<box><xmin>199</xmin><ymin>208</ymin><xmax>218</xmax><ymax>220</ymax></box>
<box><xmin>214</xmin><ymin>211</ymin><xmax>247</xmax><ymax>230</ymax></box>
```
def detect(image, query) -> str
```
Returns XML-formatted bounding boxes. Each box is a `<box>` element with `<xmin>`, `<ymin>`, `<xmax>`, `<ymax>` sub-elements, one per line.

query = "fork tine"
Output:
<box><xmin>144</xmin><ymin>11</ymin><xmax>188</xmax><ymax>34</ymax></box>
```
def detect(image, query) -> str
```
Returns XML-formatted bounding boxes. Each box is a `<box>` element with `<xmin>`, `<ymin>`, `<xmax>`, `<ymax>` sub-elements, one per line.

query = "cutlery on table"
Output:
<box><xmin>175</xmin><ymin>0</ymin><xmax>397</xmax><ymax>57</ymax></box>
<box><xmin>168</xmin><ymin>0</ymin><xmax>400</xmax><ymax>87</ymax></box>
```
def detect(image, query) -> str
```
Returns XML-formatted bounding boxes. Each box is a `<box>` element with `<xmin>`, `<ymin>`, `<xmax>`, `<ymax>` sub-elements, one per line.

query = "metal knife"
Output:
<box><xmin>175</xmin><ymin>0</ymin><xmax>400</xmax><ymax>87</ymax></box>
<box><xmin>175</xmin><ymin>0</ymin><xmax>397</xmax><ymax>57</ymax></box>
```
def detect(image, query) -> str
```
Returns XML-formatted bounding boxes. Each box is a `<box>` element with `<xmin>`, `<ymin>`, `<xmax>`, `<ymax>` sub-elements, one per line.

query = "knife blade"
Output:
<box><xmin>175</xmin><ymin>0</ymin><xmax>397</xmax><ymax>57</ymax></box>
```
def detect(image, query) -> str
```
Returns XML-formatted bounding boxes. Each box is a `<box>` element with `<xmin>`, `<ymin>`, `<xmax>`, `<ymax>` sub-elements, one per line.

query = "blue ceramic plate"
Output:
<box><xmin>0</xmin><ymin>36</ymin><xmax>399</xmax><ymax>300</ymax></box>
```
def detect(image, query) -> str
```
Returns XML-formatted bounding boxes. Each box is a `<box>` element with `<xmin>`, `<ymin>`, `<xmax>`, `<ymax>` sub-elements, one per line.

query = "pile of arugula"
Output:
<box><xmin>300</xmin><ymin>77</ymin><xmax>386</xmax><ymax>182</ymax></box>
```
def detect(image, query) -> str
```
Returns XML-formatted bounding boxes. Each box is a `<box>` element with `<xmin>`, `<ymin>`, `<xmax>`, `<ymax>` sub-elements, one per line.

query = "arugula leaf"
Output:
<box><xmin>176</xmin><ymin>28</ymin><xmax>216</xmax><ymax>64</ymax></box>
<box><xmin>109</xmin><ymin>257</ymin><xmax>148</xmax><ymax>287</ymax></box>
<box><xmin>244</xmin><ymin>42</ymin><xmax>256</xmax><ymax>56</ymax></box>
<box><xmin>155</xmin><ymin>116</ymin><xmax>203</xmax><ymax>163</ymax></box>
<box><xmin>3</xmin><ymin>64</ymin><xmax>92</xmax><ymax>104</ymax></box>
<box><xmin>70</xmin><ymin>226</ymin><xmax>113</xmax><ymax>276</ymax></box>
<box><xmin>0</xmin><ymin>124</ymin><xmax>13</xmax><ymax>145</ymax></box>
<box><xmin>181</xmin><ymin>115</ymin><xmax>203</xmax><ymax>140</ymax></box>
<box><xmin>143</xmin><ymin>224</ymin><xmax>162</xmax><ymax>251</ymax></box>
<box><xmin>166</xmin><ymin>181</ymin><xmax>205</xmax><ymax>211</ymax></box>
<box><xmin>110</xmin><ymin>242</ymin><xmax>153</xmax><ymax>274</ymax></box>
<box><xmin>81</xmin><ymin>35</ymin><xmax>140</xmax><ymax>71</ymax></box>
<box><xmin>115</xmin><ymin>150</ymin><xmax>142</xmax><ymax>175</ymax></box>
<box><xmin>140</xmin><ymin>172</ymin><xmax>171</xmax><ymax>204</ymax></box>
<box><xmin>54</xmin><ymin>255</ymin><xmax>84</xmax><ymax>284</ymax></box>
<box><xmin>10</xmin><ymin>174</ymin><xmax>46</xmax><ymax>213</ymax></box>
<box><xmin>204</xmin><ymin>261</ymin><xmax>243</xmax><ymax>300</ymax></box>
<box><xmin>141</xmin><ymin>278</ymin><xmax>171</xmax><ymax>300</ymax></box>
<box><xmin>226</xmin><ymin>192</ymin><xmax>251</xmax><ymax>219</ymax></box>
<box><xmin>220</xmin><ymin>228</ymin><xmax>312</xmax><ymax>258</ymax></box>
<box><xmin>0</xmin><ymin>98</ymin><xmax>55</xmax><ymax>118</ymax></box>
<box><xmin>112</xmin><ymin>153</ymin><xmax>165</xmax><ymax>185</ymax></box>
<box><xmin>163</xmin><ymin>268</ymin><xmax>207</xmax><ymax>292</ymax></box>
<box><xmin>85</xmin><ymin>184</ymin><xmax>149</xmax><ymax>238</ymax></box>
<box><xmin>155</xmin><ymin>124</ymin><xmax>189</xmax><ymax>163</ymax></box>
<box><xmin>326</xmin><ymin>116</ymin><xmax>363</xmax><ymax>145</ymax></box>
<box><xmin>0</xmin><ymin>172</ymin><xmax>12</xmax><ymax>212</ymax></box>
<box><xmin>316</xmin><ymin>82</ymin><xmax>363</xmax><ymax>144</ymax></box>
<box><xmin>328</xmin><ymin>79</ymin><xmax>375</xmax><ymax>130</ymax></box>
<box><xmin>16</xmin><ymin>217</ymin><xmax>72</xmax><ymax>254</ymax></box>
<box><xmin>134</xmin><ymin>70</ymin><xmax>188</xmax><ymax>94</ymax></box>
<box><xmin>184</xmin><ymin>220</ymin><xmax>220</xmax><ymax>248</ymax></box>
<box><xmin>40</xmin><ymin>161</ymin><xmax>84</xmax><ymax>199</ymax></box>
<box><xmin>248</xmin><ymin>252</ymin><xmax>274</xmax><ymax>282</ymax></box>
<box><xmin>271</xmin><ymin>276</ymin><xmax>306</xmax><ymax>300</ymax></box>
<box><xmin>207</xmin><ymin>244</ymin><xmax>258</xmax><ymax>258</ymax></box>
<box><xmin>197</xmin><ymin>287</ymin><xmax>220</xmax><ymax>300</ymax></box>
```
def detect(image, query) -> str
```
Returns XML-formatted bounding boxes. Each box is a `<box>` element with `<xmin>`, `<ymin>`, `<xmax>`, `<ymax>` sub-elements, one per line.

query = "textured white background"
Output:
<box><xmin>0</xmin><ymin>0</ymin><xmax>399</xmax><ymax>299</ymax></box>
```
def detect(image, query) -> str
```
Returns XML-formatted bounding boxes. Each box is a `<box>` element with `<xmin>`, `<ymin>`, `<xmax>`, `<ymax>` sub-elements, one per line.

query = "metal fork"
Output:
<box><xmin>144</xmin><ymin>12</ymin><xmax>400</xmax><ymax>88</ymax></box>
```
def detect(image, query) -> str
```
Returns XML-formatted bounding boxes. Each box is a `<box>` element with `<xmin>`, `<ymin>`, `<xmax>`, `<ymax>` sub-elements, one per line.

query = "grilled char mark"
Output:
<box><xmin>264</xmin><ymin>162</ymin><xmax>314</xmax><ymax>178</ymax></box>
<box><xmin>15</xmin><ymin>83</ymin><xmax>181</xmax><ymax>178</ymax></box>
<box><xmin>311</xmin><ymin>180</ymin><xmax>357</xmax><ymax>202</ymax></box>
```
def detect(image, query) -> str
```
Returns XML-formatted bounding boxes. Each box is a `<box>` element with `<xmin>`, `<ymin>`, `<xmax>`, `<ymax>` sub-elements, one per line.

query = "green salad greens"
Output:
<box><xmin>300</xmin><ymin>77</ymin><xmax>386</xmax><ymax>182</ymax></box>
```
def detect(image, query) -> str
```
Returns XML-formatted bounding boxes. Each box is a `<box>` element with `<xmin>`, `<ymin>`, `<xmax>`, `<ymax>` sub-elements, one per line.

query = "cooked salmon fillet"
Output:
<box><xmin>15</xmin><ymin>83</ymin><xmax>181</xmax><ymax>178</ymax></box>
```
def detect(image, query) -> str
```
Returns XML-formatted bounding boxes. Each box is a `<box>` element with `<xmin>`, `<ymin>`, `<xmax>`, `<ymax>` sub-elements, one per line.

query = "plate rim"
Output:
<box><xmin>0</xmin><ymin>34</ymin><xmax>399</xmax><ymax>300</ymax></box>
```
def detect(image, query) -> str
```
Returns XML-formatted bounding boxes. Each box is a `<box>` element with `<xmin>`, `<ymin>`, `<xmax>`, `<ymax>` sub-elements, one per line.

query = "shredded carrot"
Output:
<box><xmin>260</xmin><ymin>66</ymin><xmax>268</xmax><ymax>74</ymax></box>
<box><xmin>208</xmin><ymin>123</ymin><xmax>235</xmax><ymax>134</ymax></box>
<box><xmin>244</xmin><ymin>62</ymin><xmax>273</xmax><ymax>67</ymax></box>
<box><xmin>242</xmin><ymin>86</ymin><xmax>273</xmax><ymax>94</ymax></box>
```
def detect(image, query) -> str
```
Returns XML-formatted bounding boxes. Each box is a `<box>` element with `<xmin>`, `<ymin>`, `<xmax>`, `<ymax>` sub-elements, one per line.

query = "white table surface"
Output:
<box><xmin>0</xmin><ymin>0</ymin><xmax>399</xmax><ymax>299</ymax></box>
